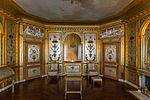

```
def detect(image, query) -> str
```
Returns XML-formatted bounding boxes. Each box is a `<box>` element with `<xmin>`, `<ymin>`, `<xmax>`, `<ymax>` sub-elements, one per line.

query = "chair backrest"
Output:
<box><xmin>49</xmin><ymin>63</ymin><xmax>58</xmax><ymax>71</ymax></box>
<box><xmin>0</xmin><ymin>67</ymin><xmax>15</xmax><ymax>81</ymax></box>
<box><xmin>88</xmin><ymin>63</ymin><xmax>97</xmax><ymax>71</ymax></box>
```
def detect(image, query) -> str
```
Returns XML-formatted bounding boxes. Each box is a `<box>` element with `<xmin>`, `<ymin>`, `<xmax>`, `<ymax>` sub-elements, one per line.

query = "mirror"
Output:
<box><xmin>64</xmin><ymin>33</ymin><xmax>81</xmax><ymax>62</ymax></box>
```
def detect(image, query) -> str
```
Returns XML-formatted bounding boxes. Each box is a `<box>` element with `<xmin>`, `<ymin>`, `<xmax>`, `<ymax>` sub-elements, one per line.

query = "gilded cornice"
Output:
<box><xmin>46</xmin><ymin>25</ymin><xmax>100</xmax><ymax>31</ymax></box>
<box><xmin>123</xmin><ymin>7</ymin><xmax>150</xmax><ymax>23</ymax></box>
<box><xmin>0</xmin><ymin>8</ymin><xmax>20</xmax><ymax>22</ymax></box>
<box><xmin>99</xmin><ymin>20</ymin><xmax>123</xmax><ymax>31</ymax></box>
<box><xmin>21</xmin><ymin>19</ymin><xmax>46</xmax><ymax>30</ymax></box>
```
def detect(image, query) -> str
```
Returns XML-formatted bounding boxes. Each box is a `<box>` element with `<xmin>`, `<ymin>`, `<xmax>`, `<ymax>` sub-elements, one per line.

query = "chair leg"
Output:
<box><xmin>12</xmin><ymin>80</ymin><xmax>14</xmax><ymax>93</ymax></box>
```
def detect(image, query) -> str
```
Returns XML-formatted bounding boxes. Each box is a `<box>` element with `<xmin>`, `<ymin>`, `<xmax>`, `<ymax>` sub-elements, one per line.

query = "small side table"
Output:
<box><xmin>91</xmin><ymin>77</ymin><xmax>102</xmax><ymax>87</ymax></box>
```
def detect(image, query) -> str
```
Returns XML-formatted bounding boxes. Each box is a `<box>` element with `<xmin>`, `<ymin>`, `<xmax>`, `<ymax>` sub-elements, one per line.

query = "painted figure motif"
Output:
<box><xmin>49</xmin><ymin>32</ymin><xmax>61</xmax><ymax>61</ymax></box>
<box><xmin>85</xmin><ymin>33</ymin><xmax>96</xmax><ymax>61</ymax></box>
<box><xmin>24</xmin><ymin>26</ymin><xmax>44</xmax><ymax>37</ymax></box>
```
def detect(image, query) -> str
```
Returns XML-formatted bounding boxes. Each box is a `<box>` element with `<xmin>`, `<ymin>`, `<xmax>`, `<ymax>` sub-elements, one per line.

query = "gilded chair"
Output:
<box><xmin>47</xmin><ymin>63</ymin><xmax>59</xmax><ymax>79</ymax></box>
<box><xmin>0</xmin><ymin>67</ymin><xmax>15</xmax><ymax>93</ymax></box>
<box><xmin>87</xmin><ymin>63</ymin><xmax>99</xmax><ymax>80</ymax></box>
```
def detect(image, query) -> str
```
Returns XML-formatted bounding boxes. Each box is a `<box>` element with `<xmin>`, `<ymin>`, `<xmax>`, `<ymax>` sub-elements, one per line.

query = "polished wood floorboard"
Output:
<box><xmin>0</xmin><ymin>77</ymin><xmax>138</xmax><ymax>100</ymax></box>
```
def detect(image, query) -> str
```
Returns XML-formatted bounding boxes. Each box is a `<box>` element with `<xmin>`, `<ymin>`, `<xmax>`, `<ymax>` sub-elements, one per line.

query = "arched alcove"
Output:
<box><xmin>64</xmin><ymin>33</ymin><xmax>82</xmax><ymax>62</ymax></box>
<box><xmin>139</xmin><ymin>16</ymin><xmax>150</xmax><ymax>69</ymax></box>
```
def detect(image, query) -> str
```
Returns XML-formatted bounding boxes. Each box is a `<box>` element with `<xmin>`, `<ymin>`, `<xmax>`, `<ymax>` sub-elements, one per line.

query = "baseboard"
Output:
<box><xmin>99</xmin><ymin>74</ymin><xmax>103</xmax><ymax>77</ymax></box>
<box><xmin>125</xmin><ymin>80</ymin><xmax>138</xmax><ymax>89</ymax></box>
<box><xmin>0</xmin><ymin>84</ymin><xmax>13</xmax><ymax>92</ymax></box>
<box><xmin>59</xmin><ymin>74</ymin><xmax>65</xmax><ymax>76</ymax></box>
<box><xmin>42</xmin><ymin>75</ymin><xmax>47</xmax><ymax>77</ymax></box>
<box><xmin>15</xmin><ymin>80</ymin><xmax>26</xmax><ymax>84</ymax></box>
<box><xmin>0</xmin><ymin>80</ymin><xmax>25</xmax><ymax>93</ymax></box>
<box><xmin>129</xmin><ymin>91</ymin><xmax>150</xmax><ymax>100</ymax></box>
<box><xmin>118</xmin><ymin>79</ymin><xmax>125</xmax><ymax>82</ymax></box>
<box><xmin>118</xmin><ymin>79</ymin><xmax>138</xmax><ymax>89</ymax></box>
<box><xmin>82</xmin><ymin>74</ymin><xmax>87</xmax><ymax>76</ymax></box>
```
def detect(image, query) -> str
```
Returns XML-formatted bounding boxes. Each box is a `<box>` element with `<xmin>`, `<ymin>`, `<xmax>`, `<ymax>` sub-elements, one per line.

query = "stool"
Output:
<box><xmin>65</xmin><ymin>77</ymin><xmax>82</xmax><ymax>99</ymax></box>
<box><xmin>91</xmin><ymin>77</ymin><xmax>102</xmax><ymax>87</ymax></box>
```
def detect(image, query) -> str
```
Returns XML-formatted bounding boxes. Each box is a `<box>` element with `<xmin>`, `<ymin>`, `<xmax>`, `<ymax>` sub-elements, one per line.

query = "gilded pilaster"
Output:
<box><xmin>19</xmin><ymin>24</ymin><xmax>24</xmax><ymax>80</ymax></box>
<box><xmin>4</xmin><ymin>19</ymin><xmax>7</xmax><ymax>65</ymax></box>
<box><xmin>136</xmin><ymin>20</ymin><xmax>141</xmax><ymax>69</ymax></box>
<box><xmin>124</xmin><ymin>22</ymin><xmax>128</xmax><ymax>81</ymax></box>
<box><xmin>45</xmin><ymin>29</ymin><xmax>48</xmax><ymax>75</ymax></box>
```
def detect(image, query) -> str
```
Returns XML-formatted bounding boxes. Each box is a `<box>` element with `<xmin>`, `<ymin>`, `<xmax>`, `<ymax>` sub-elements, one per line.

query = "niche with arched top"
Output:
<box><xmin>64</xmin><ymin>33</ymin><xmax>82</xmax><ymax>62</ymax></box>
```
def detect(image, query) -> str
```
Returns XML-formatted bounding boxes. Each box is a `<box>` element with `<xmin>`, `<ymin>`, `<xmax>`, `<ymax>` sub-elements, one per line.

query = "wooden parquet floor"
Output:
<box><xmin>0</xmin><ymin>77</ymin><xmax>139</xmax><ymax>100</ymax></box>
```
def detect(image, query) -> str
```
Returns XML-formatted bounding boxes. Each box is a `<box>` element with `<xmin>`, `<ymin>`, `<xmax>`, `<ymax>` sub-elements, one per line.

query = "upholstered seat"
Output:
<box><xmin>0</xmin><ymin>67</ymin><xmax>15</xmax><ymax>93</ymax></box>
<box><xmin>0</xmin><ymin>67</ymin><xmax>15</xmax><ymax>81</ymax></box>
<box><xmin>47</xmin><ymin>63</ymin><xmax>59</xmax><ymax>77</ymax></box>
<box><xmin>87</xmin><ymin>63</ymin><xmax>99</xmax><ymax>79</ymax></box>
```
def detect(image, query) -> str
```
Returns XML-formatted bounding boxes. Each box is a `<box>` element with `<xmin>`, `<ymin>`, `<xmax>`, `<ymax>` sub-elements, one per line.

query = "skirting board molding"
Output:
<box><xmin>118</xmin><ymin>79</ymin><xmax>125</xmax><ymax>82</ymax></box>
<box><xmin>99</xmin><ymin>74</ymin><xmax>104</xmax><ymax>77</ymax></box>
<box><xmin>0</xmin><ymin>84</ymin><xmax>13</xmax><ymax>92</ymax></box>
<box><xmin>129</xmin><ymin>91</ymin><xmax>150</xmax><ymax>100</ymax></box>
<box><xmin>0</xmin><ymin>80</ymin><xmax>25</xmax><ymax>93</ymax></box>
<box><xmin>42</xmin><ymin>75</ymin><xmax>47</xmax><ymax>77</ymax></box>
<box><xmin>118</xmin><ymin>79</ymin><xmax>138</xmax><ymax>89</ymax></box>
<box><xmin>125</xmin><ymin>80</ymin><xmax>138</xmax><ymax>89</ymax></box>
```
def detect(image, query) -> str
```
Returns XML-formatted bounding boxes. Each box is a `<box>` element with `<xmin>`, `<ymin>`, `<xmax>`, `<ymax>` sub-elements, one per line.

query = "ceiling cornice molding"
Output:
<box><xmin>0</xmin><ymin>8</ymin><xmax>20</xmax><ymax>22</ymax></box>
<box><xmin>123</xmin><ymin>7</ymin><xmax>150</xmax><ymax>23</ymax></box>
<box><xmin>47</xmin><ymin>26</ymin><xmax>100</xmax><ymax>31</ymax></box>
<box><xmin>99</xmin><ymin>20</ymin><xmax>123</xmax><ymax>30</ymax></box>
<box><xmin>20</xmin><ymin>18</ymin><xmax>46</xmax><ymax>29</ymax></box>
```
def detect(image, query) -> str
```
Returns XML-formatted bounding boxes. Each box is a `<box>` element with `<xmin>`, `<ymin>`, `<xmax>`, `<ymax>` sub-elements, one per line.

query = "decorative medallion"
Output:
<box><xmin>104</xmin><ymin>45</ymin><xmax>116</xmax><ymax>62</ymax></box>
<box><xmin>28</xmin><ymin>44</ymin><xmax>40</xmax><ymax>62</ymax></box>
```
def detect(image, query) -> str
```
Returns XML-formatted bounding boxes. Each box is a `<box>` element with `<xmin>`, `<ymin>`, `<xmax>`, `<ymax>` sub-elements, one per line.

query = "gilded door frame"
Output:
<box><xmin>25</xmin><ymin>41</ymin><xmax>43</xmax><ymax>80</ymax></box>
<box><xmin>103</xmin><ymin>42</ymin><xmax>119</xmax><ymax>80</ymax></box>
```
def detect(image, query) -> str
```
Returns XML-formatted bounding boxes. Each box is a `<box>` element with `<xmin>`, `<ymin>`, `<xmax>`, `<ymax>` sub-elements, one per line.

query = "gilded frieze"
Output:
<box><xmin>100</xmin><ymin>26</ymin><xmax>122</xmax><ymax>39</ymax></box>
<box><xmin>6</xmin><ymin>19</ymin><xmax>16</xmax><ymax>65</ymax></box>
<box><xmin>23</xmin><ymin>25</ymin><xmax>44</xmax><ymax>37</ymax></box>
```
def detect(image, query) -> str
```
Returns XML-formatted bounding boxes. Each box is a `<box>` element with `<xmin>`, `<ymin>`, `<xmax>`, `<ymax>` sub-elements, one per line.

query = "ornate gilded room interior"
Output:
<box><xmin>1</xmin><ymin>0</ymin><xmax>150</xmax><ymax>100</ymax></box>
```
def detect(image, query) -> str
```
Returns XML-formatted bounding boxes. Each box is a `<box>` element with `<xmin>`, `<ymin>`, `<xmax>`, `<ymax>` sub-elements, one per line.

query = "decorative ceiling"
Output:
<box><xmin>13</xmin><ymin>0</ymin><xmax>133</xmax><ymax>21</ymax></box>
